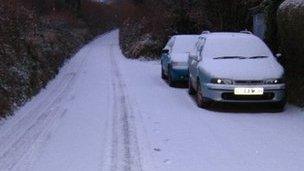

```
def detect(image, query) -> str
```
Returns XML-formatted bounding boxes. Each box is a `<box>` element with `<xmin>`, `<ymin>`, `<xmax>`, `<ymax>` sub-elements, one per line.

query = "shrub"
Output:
<box><xmin>0</xmin><ymin>0</ymin><xmax>117</xmax><ymax>117</ymax></box>
<box><xmin>278</xmin><ymin>1</ymin><xmax>304</xmax><ymax>106</ymax></box>
<box><xmin>119</xmin><ymin>0</ymin><xmax>261</xmax><ymax>58</ymax></box>
<box><xmin>81</xmin><ymin>0</ymin><xmax>118</xmax><ymax>34</ymax></box>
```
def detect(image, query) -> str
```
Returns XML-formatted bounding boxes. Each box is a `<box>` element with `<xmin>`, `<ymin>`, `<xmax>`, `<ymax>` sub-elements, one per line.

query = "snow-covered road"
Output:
<box><xmin>1</xmin><ymin>30</ymin><xmax>304</xmax><ymax>171</ymax></box>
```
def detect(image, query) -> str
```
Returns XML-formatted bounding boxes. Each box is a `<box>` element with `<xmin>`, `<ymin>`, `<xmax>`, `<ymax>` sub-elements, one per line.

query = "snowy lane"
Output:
<box><xmin>0</xmin><ymin>44</ymin><xmax>91</xmax><ymax>170</ymax></box>
<box><xmin>107</xmin><ymin>44</ymin><xmax>142</xmax><ymax>171</ymax></box>
<box><xmin>0</xmin><ymin>30</ymin><xmax>304</xmax><ymax>171</ymax></box>
<box><xmin>119</xmin><ymin>57</ymin><xmax>304</xmax><ymax>171</ymax></box>
<box><xmin>112</xmin><ymin>32</ymin><xmax>304</xmax><ymax>170</ymax></box>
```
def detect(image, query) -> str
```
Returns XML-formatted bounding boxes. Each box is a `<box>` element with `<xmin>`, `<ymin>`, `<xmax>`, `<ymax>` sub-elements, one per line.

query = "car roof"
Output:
<box><xmin>173</xmin><ymin>35</ymin><xmax>199</xmax><ymax>40</ymax></box>
<box><xmin>201</xmin><ymin>32</ymin><xmax>258</xmax><ymax>39</ymax></box>
<box><xmin>173</xmin><ymin>34</ymin><xmax>199</xmax><ymax>37</ymax></box>
<box><xmin>170</xmin><ymin>35</ymin><xmax>199</xmax><ymax>54</ymax></box>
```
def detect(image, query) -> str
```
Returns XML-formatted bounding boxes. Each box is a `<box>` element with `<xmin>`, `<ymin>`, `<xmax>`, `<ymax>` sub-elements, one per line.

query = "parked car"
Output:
<box><xmin>188</xmin><ymin>31</ymin><xmax>286</xmax><ymax>110</ymax></box>
<box><xmin>161</xmin><ymin>35</ymin><xmax>199</xmax><ymax>87</ymax></box>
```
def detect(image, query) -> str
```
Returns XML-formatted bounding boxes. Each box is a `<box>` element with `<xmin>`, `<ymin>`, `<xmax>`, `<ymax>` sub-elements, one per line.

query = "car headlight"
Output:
<box><xmin>172</xmin><ymin>61</ymin><xmax>187</xmax><ymax>67</ymax></box>
<box><xmin>264</xmin><ymin>78</ymin><xmax>284</xmax><ymax>84</ymax></box>
<box><xmin>211</xmin><ymin>78</ymin><xmax>233</xmax><ymax>85</ymax></box>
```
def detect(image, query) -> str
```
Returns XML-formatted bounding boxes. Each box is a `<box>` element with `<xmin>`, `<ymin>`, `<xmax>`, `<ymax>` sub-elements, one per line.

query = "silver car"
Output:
<box><xmin>188</xmin><ymin>32</ymin><xmax>286</xmax><ymax>110</ymax></box>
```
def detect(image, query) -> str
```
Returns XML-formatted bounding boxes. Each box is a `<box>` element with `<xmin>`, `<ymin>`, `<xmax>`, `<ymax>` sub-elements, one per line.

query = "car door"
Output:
<box><xmin>190</xmin><ymin>37</ymin><xmax>206</xmax><ymax>86</ymax></box>
<box><xmin>188</xmin><ymin>41</ymin><xmax>199</xmax><ymax>83</ymax></box>
<box><xmin>161</xmin><ymin>49</ymin><xmax>168</xmax><ymax>73</ymax></box>
<box><xmin>161</xmin><ymin>37</ymin><xmax>175</xmax><ymax>74</ymax></box>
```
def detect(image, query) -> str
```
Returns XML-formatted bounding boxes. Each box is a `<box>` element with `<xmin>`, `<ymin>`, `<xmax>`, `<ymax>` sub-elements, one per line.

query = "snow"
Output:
<box><xmin>200</xmin><ymin>57</ymin><xmax>284</xmax><ymax>80</ymax></box>
<box><xmin>172</xmin><ymin>35</ymin><xmax>199</xmax><ymax>54</ymax></box>
<box><xmin>169</xmin><ymin>35</ymin><xmax>199</xmax><ymax>64</ymax></box>
<box><xmin>202</xmin><ymin>33</ymin><xmax>273</xmax><ymax>59</ymax></box>
<box><xmin>200</xmin><ymin>33</ymin><xmax>284</xmax><ymax>80</ymax></box>
<box><xmin>0</xmin><ymin>30</ymin><xmax>304</xmax><ymax>171</ymax></box>
<box><xmin>170</xmin><ymin>53</ymin><xmax>189</xmax><ymax>63</ymax></box>
<box><xmin>280</xmin><ymin>0</ymin><xmax>304</xmax><ymax>9</ymax></box>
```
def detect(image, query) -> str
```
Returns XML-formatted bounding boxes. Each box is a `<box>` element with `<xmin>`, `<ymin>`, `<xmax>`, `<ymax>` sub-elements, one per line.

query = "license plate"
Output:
<box><xmin>234</xmin><ymin>87</ymin><xmax>264</xmax><ymax>95</ymax></box>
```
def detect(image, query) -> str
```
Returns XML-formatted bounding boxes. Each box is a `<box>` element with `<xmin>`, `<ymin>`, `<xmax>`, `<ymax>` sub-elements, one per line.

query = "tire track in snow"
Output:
<box><xmin>0</xmin><ymin>74</ymin><xmax>77</xmax><ymax>170</ymax></box>
<box><xmin>108</xmin><ymin>44</ymin><xmax>142</xmax><ymax>171</ymax></box>
<box><xmin>0</xmin><ymin>45</ymin><xmax>92</xmax><ymax>170</ymax></box>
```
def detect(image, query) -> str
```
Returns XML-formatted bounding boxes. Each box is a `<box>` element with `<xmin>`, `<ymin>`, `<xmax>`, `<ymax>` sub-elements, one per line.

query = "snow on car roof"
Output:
<box><xmin>203</xmin><ymin>32</ymin><xmax>259</xmax><ymax>39</ymax></box>
<box><xmin>172</xmin><ymin>35</ymin><xmax>199</xmax><ymax>54</ymax></box>
<box><xmin>202</xmin><ymin>33</ymin><xmax>274</xmax><ymax>59</ymax></box>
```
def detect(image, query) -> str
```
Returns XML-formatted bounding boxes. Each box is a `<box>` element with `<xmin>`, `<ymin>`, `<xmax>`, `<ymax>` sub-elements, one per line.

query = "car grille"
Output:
<box><xmin>234</xmin><ymin>80</ymin><xmax>264</xmax><ymax>85</ymax></box>
<box><xmin>222</xmin><ymin>92</ymin><xmax>274</xmax><ymax>101</ymax></box>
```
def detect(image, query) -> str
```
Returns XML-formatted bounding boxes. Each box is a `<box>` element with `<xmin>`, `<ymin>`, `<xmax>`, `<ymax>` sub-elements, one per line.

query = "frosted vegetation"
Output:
<box><xmin>280</xmin><ymin>0</ymin><xmax>304</xmax><ymax>8</ymax></box>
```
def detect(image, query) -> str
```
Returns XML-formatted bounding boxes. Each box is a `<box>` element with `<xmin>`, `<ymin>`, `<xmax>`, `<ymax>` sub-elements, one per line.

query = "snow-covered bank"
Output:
<box><xmin>0</xmin><ymin>30</ymin><xmax>304</xmax><ymax>171</ymax></box>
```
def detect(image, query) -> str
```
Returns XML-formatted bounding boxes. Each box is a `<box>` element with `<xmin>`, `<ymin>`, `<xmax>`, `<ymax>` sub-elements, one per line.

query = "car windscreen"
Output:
<box><xmin>203</xmin><ymin>35</ymin><xmax>273</xmax><ymax>59</ymax></box>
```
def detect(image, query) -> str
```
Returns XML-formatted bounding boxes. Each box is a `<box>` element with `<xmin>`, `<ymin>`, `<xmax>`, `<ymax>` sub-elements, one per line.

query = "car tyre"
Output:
<box><xmin>196</xmin><ymin>82</ymin><xmax>210</xmax><ymax>108</ymax></box>
<box><xmin>168</xmin><ymin>67</ymin><xmax>175</xmax><ymax>87</ymax></box>
<box><xmin>272</xmin><ymin>101</ymin><xmax>286</xmax><ymax>112</ymax></box>
<box><xmin>161</xmin><ymin>67</ymin><xmax>166</xmax><ymax>80</ymax></box>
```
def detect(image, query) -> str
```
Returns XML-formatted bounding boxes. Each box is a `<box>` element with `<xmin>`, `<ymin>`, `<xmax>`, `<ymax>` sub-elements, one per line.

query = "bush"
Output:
<box><xmin>119</xmin><ymin>0</ymin><xmax>261</xmax><ymax>58</ymax></box>
<box><xmin>257</xmin><ymin>0</ymin><xmax>284</xmax><ymax>51</ymax></box>
<box><xmin>0</xmin><ymin>0</ymin><xmax>117</xmax><ymax>118</ymax></box>
<box><xmin>82</xmin><ymin>0</ymin><xmax>118</xmax><ymax>34</ymax></box>
<box><xmin>278</xmin><ymin>2</ymin><xmax>304</xmax><ymax>106</ymax></box>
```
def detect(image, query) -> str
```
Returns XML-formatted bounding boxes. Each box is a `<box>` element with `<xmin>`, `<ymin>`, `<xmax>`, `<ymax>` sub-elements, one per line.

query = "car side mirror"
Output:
<box><xmin>198</xmin><ymin>56</ymin><xmax>202</xmax><ymax>61</ymax></box>
<box><xmin>162</xmin><ymin>49</ymin><xmax>169</xmax><ymax>54</ymax></box>
<box><xmin>189</xmin><ymin>54</ymin><xmax>196</xmax><ymax>59</ymax></box>
<box><xmin>276</xmin><ymin>53</ymin><xmax>282</xmax><ymax>59</ymax></box>
<box><xmin>189</xmin><ymin>54</ymin><xmax>201</xmax><ymax>61</ymax></box>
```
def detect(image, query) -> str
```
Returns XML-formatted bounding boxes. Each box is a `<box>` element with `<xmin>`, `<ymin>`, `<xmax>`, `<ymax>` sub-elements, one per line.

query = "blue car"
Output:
<box><xmin>161</xmin><ymin>35</ymin><xmax>199</xmax><ymax>87</ymax></box>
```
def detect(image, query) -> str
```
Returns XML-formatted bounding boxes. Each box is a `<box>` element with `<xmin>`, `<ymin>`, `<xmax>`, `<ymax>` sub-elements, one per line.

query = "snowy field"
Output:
<box><xmin>0</xmin><ymin>30</ymin><xmax>304</xmax><ymax>171</ymax></box>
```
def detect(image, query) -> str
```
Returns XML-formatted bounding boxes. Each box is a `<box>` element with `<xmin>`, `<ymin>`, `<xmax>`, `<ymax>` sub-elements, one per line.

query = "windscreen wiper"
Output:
<box><xmin>213</xmin><ymin>56</ymin><xmax>247</xmax><ymax>59</ymax></box>
<box><xmin>248</xmin><ymin>56</ymin><xmax>268</xmax><ymax>59</ymax></box>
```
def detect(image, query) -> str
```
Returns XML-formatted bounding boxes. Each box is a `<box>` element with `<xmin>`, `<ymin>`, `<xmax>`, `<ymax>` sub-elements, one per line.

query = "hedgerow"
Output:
<box><xmin>0</xmin><ymin>0</ymin><xmax>117</xmax><ymax>117</ymax></box>
<box><xmin>119</xmin><ymin>0</ymin><xmax>261</xmax><ymax>58</ymax></box>
<box><xmin>278</xmin><ymin>1</ymin><xmax>304</xmax><ymax>106</ymax></box>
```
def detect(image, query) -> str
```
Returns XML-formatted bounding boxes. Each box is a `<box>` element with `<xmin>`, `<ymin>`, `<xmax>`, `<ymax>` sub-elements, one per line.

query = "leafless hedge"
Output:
<box><xmin>119</xmin><ymin>0</ymin><xmax>261</xmax><ymax>58</ymax></box>
<box><xmin>278</xmin><ymin>4</ymin><xmax>304</xmax><ymax>106</ymax></box>
<box><xmin>0</xmin><ymin>0</ymin><xmax>118</xmax><ymax>117</ymax></box>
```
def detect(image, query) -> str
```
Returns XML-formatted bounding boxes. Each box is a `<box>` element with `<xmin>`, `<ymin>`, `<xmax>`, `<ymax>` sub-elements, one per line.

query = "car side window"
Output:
<box><xmin>164</xmin><ymin>40</ymin><xmax>171</xmax><ymax>52</ymax></box>
<box><xmin>195</xmin><ymin>40</ymin><xmax>200</xmax><ymax>57</ymax></box>
<box><xmin>168</xmin><ymin>37</ymin><xmax>175</xmax><ymax>53</ymax></box>
<box><xmin>198</xmin><ymin>38</ymin><xmax>206</xmax><ymax>59</ymax></box>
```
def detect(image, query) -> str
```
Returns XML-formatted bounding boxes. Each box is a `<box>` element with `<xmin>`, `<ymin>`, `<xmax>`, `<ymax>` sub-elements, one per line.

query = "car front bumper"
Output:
<box><xmin>201</xmin><ymin>83</ymin><xmax>286</xmax><ymax>103</ymax></box>
<box><xmin>171</xmin><ymin>66</ymin><xmax>188</xmax><ymax>81</ymax></box>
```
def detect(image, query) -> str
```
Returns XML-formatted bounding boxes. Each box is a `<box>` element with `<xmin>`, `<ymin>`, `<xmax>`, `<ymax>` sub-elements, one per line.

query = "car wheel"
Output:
<box><xmin>188</xmin><ymin>77</ymin><xmax>196</xmax><ymax>95</ymax></box>
<box><xmin>196</xmin><ymin>82</ymin><xmax>210</xmax><ymax>108</ymax></box>
<box><xmin>168</xmin><ymin>67</ymin><xmax>175</xmax><ymax>87</ymax></box>
<box><xmin>161</xmin><ymin>67</ymin><xmax>166</xmax><ymax>80</ymax></box>
<box><xmin>272</xmin><ymin>101</ymin><xmax>286</xmax><ymax>112</ymax></box>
